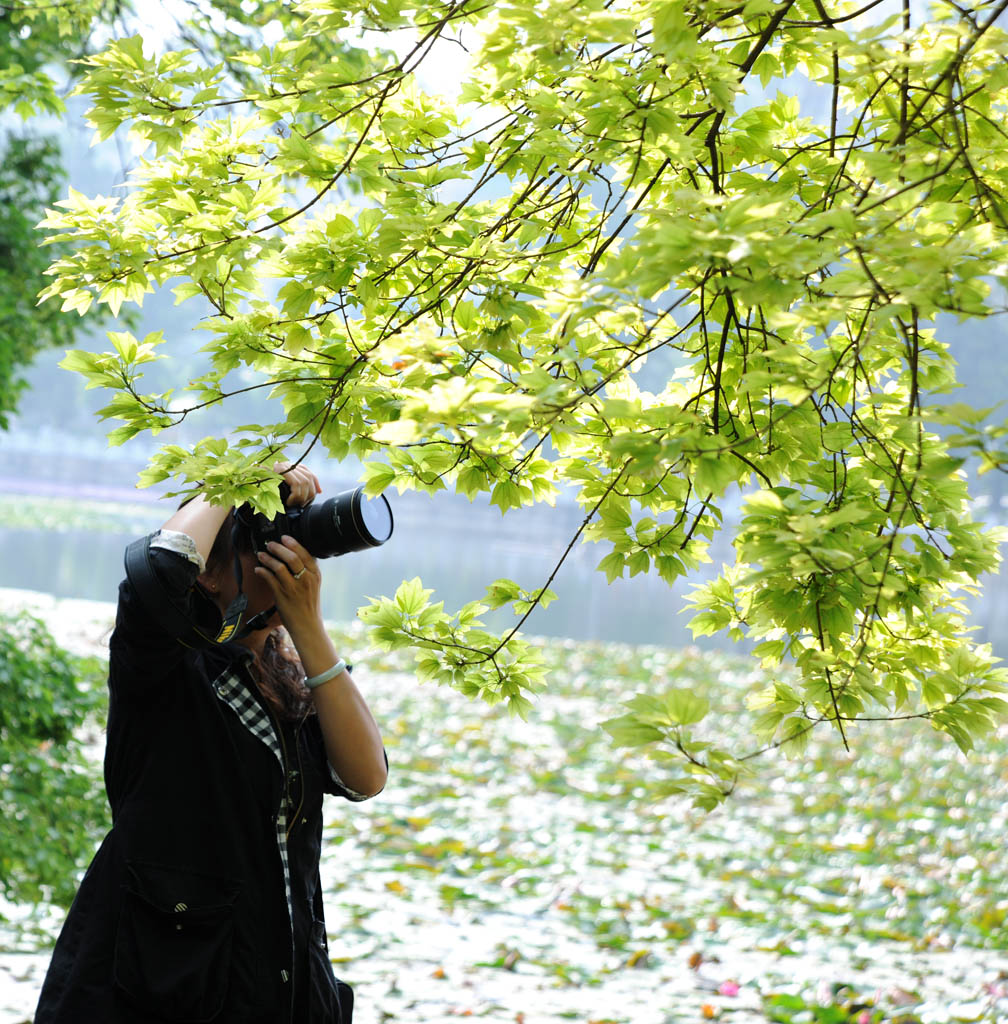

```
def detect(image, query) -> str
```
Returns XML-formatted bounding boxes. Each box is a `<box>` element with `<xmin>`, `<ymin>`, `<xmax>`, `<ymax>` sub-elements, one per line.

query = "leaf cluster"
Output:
<box><xmin>1</xmin><ymin>0</ymin><xmax>366</xmax><ymax>430</ymax></box>
<box><xmin>40</xmin><ymin>0</ymin><xmax>1008</xmax><ymax>801</ymax></box>
<box><xmin>359</xmin><ymin>576</ymin><xmax>556</xmax><ymax>718</ymax></box>
<box><xmin>0</xmin><ymin>612</ymin><xmax>108</xmax><ymax>907</ymax></box>
<box><xmin>0</xmin><ymin>132</ymin><xmax>111</xmax><ymax>429</ymax></box>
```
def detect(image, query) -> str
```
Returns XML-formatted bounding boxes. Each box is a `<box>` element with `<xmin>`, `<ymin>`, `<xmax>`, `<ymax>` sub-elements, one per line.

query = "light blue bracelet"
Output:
<box><xmin>304</xmin><ymin>659</ymin><xmax>347</xmax><ymax>690</ymax></box>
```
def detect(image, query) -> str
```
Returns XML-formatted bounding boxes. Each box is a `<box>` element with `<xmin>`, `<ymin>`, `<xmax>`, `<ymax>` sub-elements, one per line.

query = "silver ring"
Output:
<box><xmin>293</xmin><ymin>567</ymin><xmax>307</xmax><ymax>580</ymax></box>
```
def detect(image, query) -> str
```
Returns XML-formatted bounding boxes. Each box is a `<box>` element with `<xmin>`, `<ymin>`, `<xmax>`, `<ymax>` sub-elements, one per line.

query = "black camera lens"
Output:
<box><xmin>299</xmin><ymin>486</ymin><xmax>393</xmax><ymax>557</ymax></box>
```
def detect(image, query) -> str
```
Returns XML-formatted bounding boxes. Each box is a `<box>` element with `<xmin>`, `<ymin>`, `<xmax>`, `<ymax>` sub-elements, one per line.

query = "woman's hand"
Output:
<box><xmin>252</xmin><ymin>535</ymin><xmax>325</xmax><ymax>641</ymax></box>
<box><xmin>255</xmin><ymin>463</ymin><xmax>325</xmax><ymax>646</ymax></box>
<box><xmin>256</xmin><ymin>535</ymin><xmax>387</xmax><ymax>799</ymax></box>
<box><xmin>273</xmin><ymin>460</ymin><xmax>321</xmax><ymax>508</ymax></box>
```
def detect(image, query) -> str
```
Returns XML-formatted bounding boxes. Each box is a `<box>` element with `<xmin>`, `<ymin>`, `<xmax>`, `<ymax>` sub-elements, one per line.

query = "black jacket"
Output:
<box><xmin>36</xmin><ymin>538</ymin><xmax>380</xmax><ymax>1023</ymax></box>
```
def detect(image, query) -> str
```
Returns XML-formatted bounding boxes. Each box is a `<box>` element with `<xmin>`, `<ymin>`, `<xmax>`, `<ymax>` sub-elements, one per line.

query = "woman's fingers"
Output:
<box><xmin>278</xmin><ymin>535</ymin><xmax>317</xmax><ymax>574</ymax></box>
<box><xmin>258</xmin><ymin>537</ymin><xmax>317</xmax><ymax>582</ymax></box>
<box><xmin>255</xmin><ymin>538</ymin><xmax>320</xmax><ymax>634</ymax></box>
<box><xmin>275</xmin><ymin>462</ymin><xmax>321</xmax><ymax>507</ymax></box>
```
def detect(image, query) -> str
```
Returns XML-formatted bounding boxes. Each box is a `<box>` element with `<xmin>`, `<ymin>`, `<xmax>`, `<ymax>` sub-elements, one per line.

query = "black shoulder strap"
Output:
<box><xmin>123</xmin><ymin>537</ymin><xmax>241</xmax><ymax>649</ymax></box>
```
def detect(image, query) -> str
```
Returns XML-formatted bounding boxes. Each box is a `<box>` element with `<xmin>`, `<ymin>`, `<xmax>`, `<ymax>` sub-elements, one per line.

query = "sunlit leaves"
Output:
<box><xmin>41</xmin><ymin>0</ymin><xmax>1008</xmax><ymax>791</ymax></box>
<box><xmin>358</xmin><ymin>577</ymin><xmax>548</xmax><ymax>718</ymax></box>
<box><xmin>0</xmin><ymin>131</ymin><xmax>114</xmax><ymax>428</ymax></box>
<box><xmin>601</xmin><ymin>689</ymin><xmax>737</xmax><ymax>809</ymax></box>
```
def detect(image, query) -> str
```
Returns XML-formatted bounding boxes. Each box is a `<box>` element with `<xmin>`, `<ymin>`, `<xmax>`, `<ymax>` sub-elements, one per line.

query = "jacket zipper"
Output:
<box><xmin>285</xmin><ymin>711</ymin><xmax>307</xmax><ymax>840</ymax></box>
<box><xmin>261</xmin><ymin>698</ymin><xmax>296</xmax><ymax>1024</ymax></box>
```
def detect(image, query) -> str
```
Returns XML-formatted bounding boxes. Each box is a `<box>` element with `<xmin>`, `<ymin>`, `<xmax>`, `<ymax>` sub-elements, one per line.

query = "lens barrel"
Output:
<box><xmin>300</xmin><ymin>486</ymin><xmax>393</xmax><ymax>557</ymax></box>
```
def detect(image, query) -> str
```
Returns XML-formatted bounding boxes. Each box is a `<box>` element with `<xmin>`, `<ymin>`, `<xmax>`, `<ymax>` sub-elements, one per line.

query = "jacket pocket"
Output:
<box><xmin>113</xmin><ymin>861</ymin><xmax>240</xmax><ymax>1022</ymax></box>
<box><xmin>308</xmin><ymin>919</ymin><xmax>353</xmax><ymax>1024</ymax></box>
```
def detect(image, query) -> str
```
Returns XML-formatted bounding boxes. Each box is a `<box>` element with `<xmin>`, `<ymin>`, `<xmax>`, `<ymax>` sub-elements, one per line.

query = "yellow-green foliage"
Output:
<box><xmin>40</xmin><ymin>0</ymin><xmax>1008</xmax><ymax>803</ymax></box>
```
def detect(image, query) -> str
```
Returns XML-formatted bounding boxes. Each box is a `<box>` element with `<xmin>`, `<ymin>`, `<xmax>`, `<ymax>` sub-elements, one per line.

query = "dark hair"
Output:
<box><xmin>249</xmin><ymin>629</ymin><xmax>312</xmax><ymax>722</ymax></box>
<box><xmin>206</xmin><ymin>510</ymin><xmax>312</xmax><ymax>722</ymax></box>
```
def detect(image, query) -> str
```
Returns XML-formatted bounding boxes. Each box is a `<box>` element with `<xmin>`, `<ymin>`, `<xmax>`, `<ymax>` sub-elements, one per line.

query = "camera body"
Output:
<box><xmin>234</xmin><ymin>485</ymin><xmax>393</xmax><ymax>560</ymax></box>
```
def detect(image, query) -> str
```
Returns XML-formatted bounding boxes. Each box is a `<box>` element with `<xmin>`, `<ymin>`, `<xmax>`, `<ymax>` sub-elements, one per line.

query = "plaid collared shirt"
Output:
<box><xmin>211</xmin><ymin>668</ymin><xmax>370</xmax><ymax>935</ymax></box>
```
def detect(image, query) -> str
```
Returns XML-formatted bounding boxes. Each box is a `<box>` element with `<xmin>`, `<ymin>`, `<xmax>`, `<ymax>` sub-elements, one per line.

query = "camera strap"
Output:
<box><xmin>225</xmin><ymin>520</ymin><xmax>277</xmax><ymax>640</ymax></box>
<box><xmin>240</xmin><ymin>604</ymin><xmax>277</xmax><ymax>636</ymax></box>
<box><xmin>124</xmin><ymin>536</ymin><xmax>248</xmax><ymax>648</ymax></box>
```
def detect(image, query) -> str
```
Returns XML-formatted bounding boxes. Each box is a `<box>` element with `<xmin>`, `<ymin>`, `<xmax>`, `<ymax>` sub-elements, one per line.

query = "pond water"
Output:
<box><xmin>0</xmin><ymin>438</ymin><xmax>728</xmax><ymax>648</ymax></box>
<box><xmin>0</xmin><ymin>490</ymin><xmax>698</xmax><ymax>648</ymax></box>
<box><xmin>1</xmin><ymin>441</ymin><xmax>1005</xmax><ymax>653</ymax></box>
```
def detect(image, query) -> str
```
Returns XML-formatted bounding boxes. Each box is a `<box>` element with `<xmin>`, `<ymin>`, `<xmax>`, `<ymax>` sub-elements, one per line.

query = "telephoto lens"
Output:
<box><xmin>298</xmin><ymin>486</ymin><xmax>393</xmax><ymax>557</ymax></box>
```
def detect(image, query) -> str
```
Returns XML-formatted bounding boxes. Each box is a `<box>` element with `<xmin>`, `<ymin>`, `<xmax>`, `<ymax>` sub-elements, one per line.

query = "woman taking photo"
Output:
<box><xmin>36</xmin><ymin>462</ymin><xmax>388</xmax><ymax>1024</ymax></box>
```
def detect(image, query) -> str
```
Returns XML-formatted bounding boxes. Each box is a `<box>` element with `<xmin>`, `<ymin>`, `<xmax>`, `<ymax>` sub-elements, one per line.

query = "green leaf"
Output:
<box><xmin>601</xmin><ymin>713</ymin><xmax>665</xmax><ymax>747</ymax></box>
<box><xmin>664</xmin><ymin>690</ymin><xmax>709</xmax><ymax>726</ymax></box>
<box><xmin>597</xmin><ymin>551</ymin><xmax>625</xmax><ymax>583</ymax></box>
<box><xmin>362</xmin><ymin>461</ymin><xmax>397</xmax><ymax>496</ymax></box>
<box><xmin>394</xmin><ymin>577</ymin><xmax>431</xmax><ymax>616</ymax></box>
<box><xmin>490</xmin><ymin>479</ymin><xmax>522</xmax><ymax>513</ymax></box>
